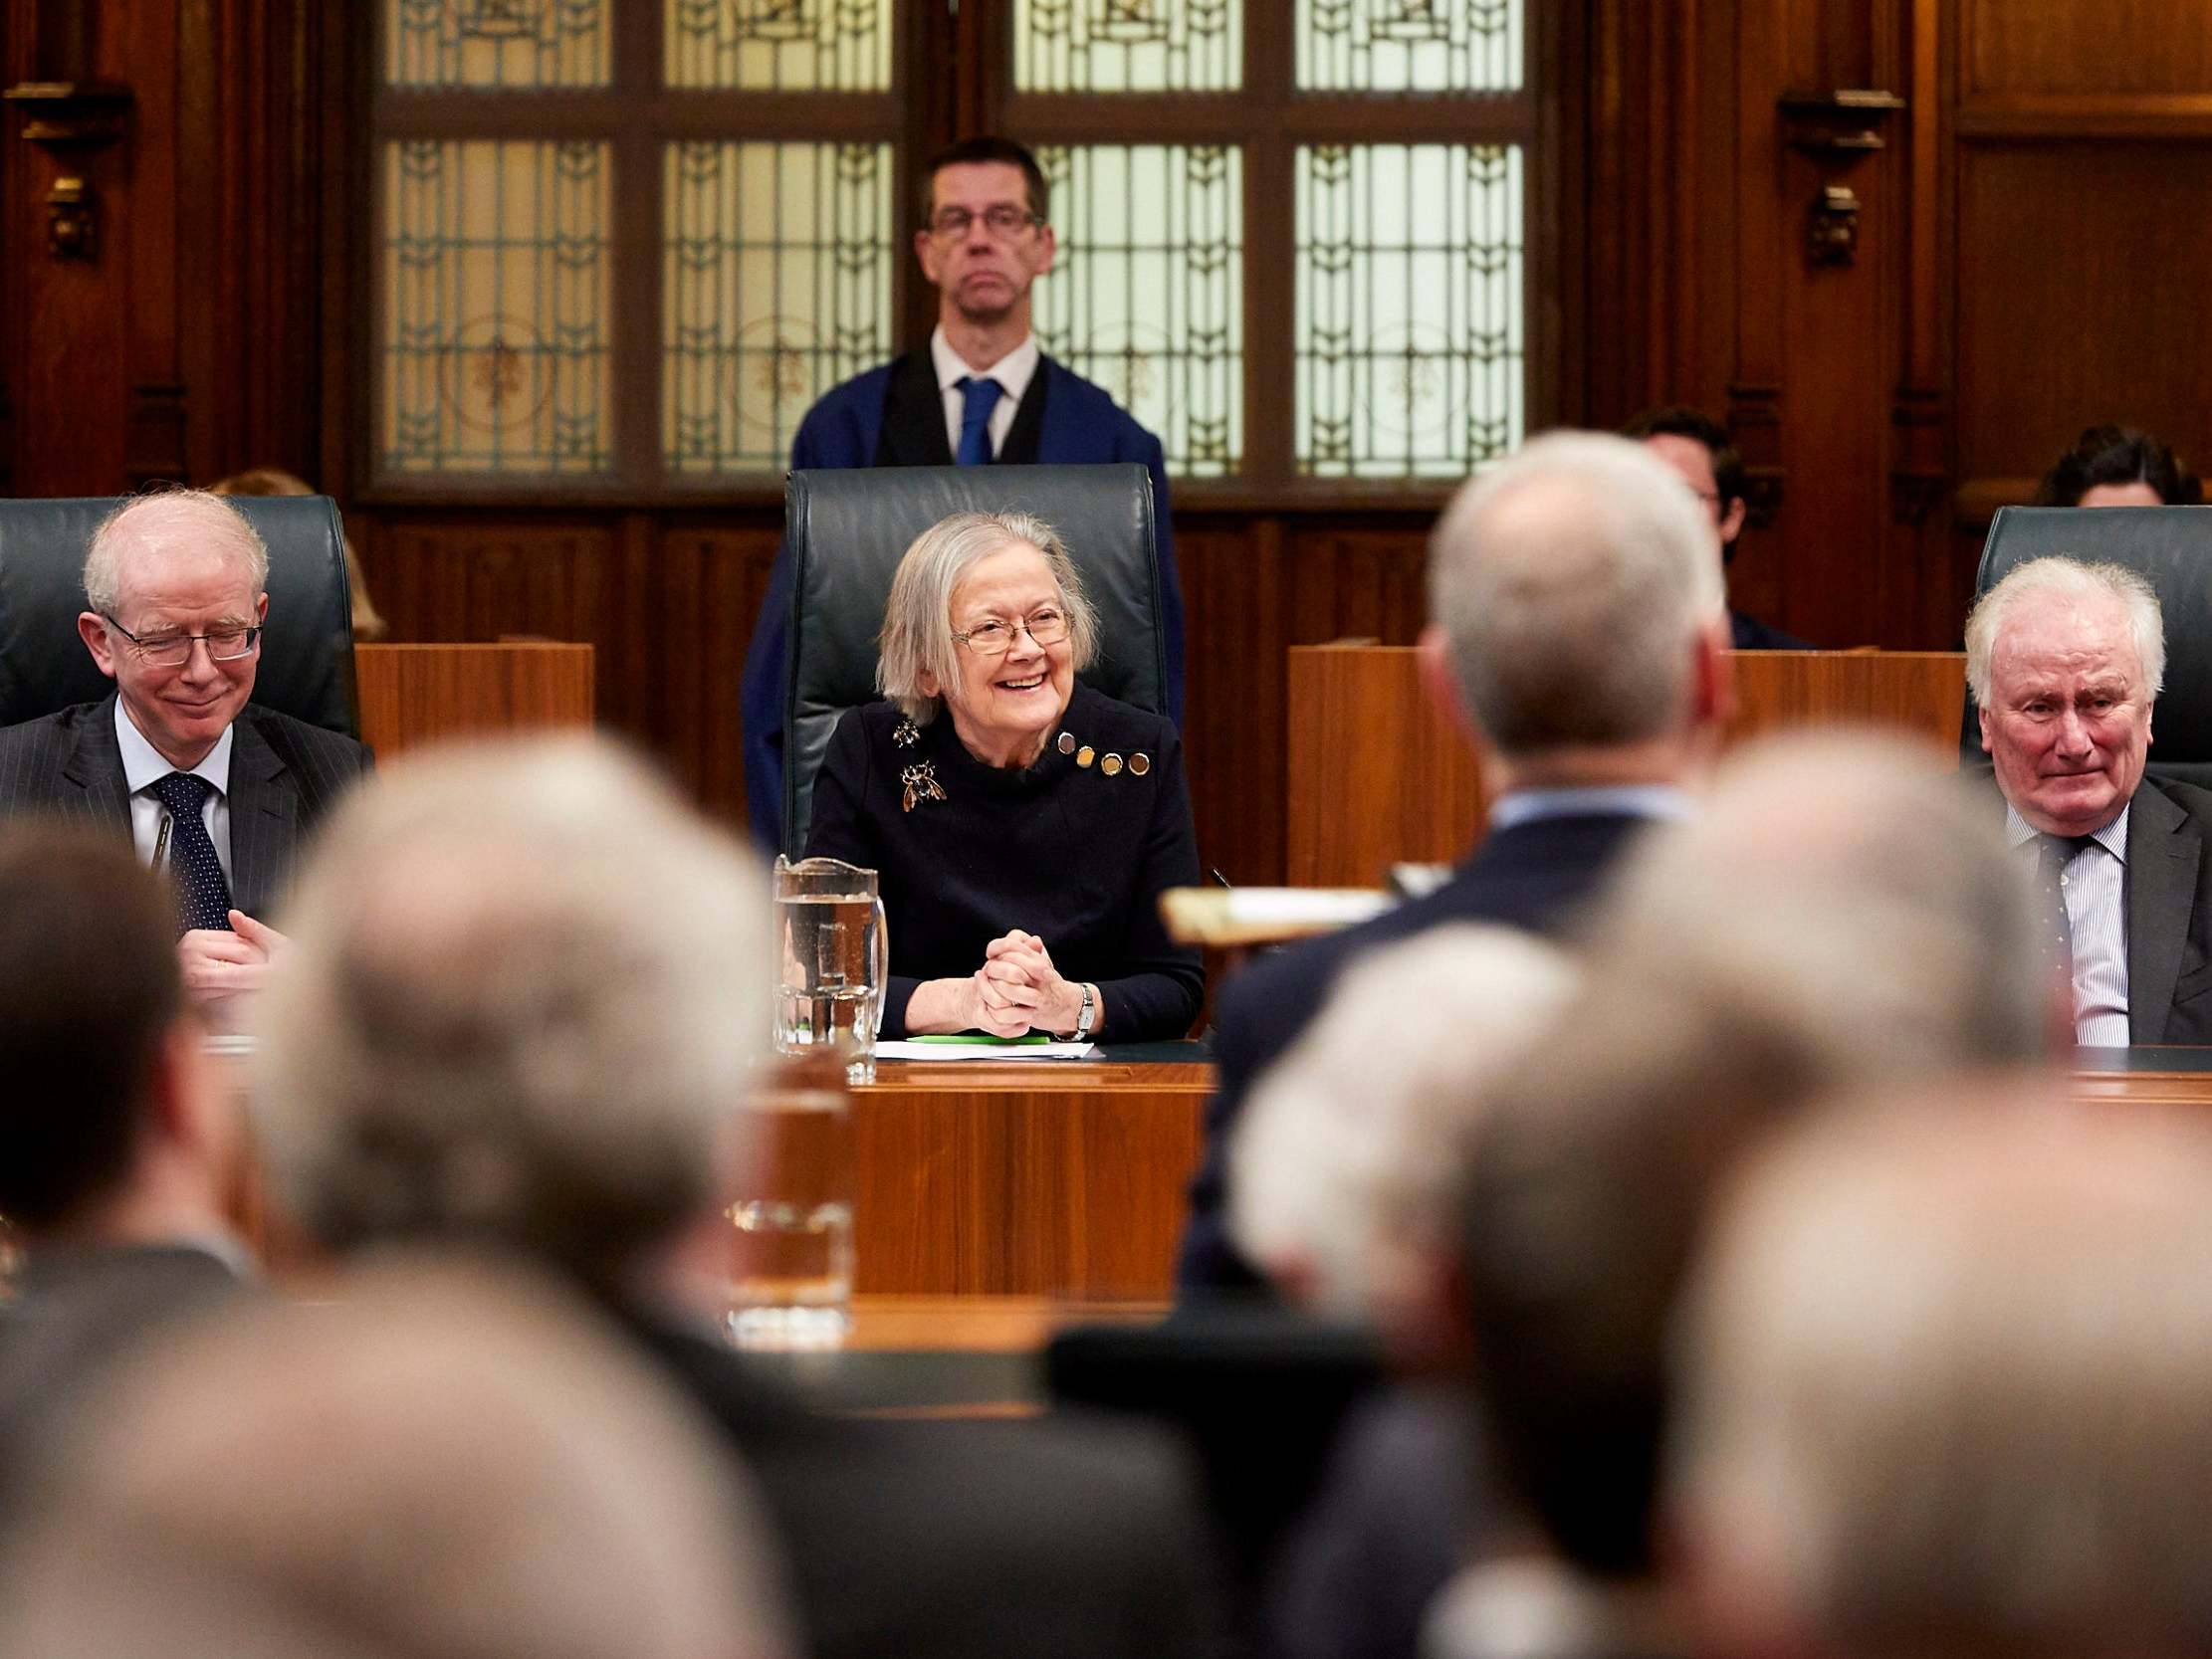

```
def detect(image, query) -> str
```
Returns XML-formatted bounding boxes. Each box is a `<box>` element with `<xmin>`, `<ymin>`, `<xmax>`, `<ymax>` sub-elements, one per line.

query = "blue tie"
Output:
<box><xmin>148</xmin><ymin>770</ymin><xmax>234</xmax><ymax>936</ymax></box>
<box><xmin>956</xmin><ymin>375</ymin><xmax>1003</xmax><ymax>466</ymax></box>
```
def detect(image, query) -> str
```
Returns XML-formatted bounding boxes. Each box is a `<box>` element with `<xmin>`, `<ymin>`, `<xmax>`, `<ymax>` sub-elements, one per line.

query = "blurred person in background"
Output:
<box><xmin>0</xmin><ymin>1257</ymin><xmax>793</xmax><ymax>1659</ymax></box>
<box><xmin>254</xmin><ymin>732</ymin><xmax>1219</xmax><ymax>1659</ymax></box>
<box><xmin>1673</xmin><ymin>1097</ymin><xmax>2212</xmax><ymax>1659</ymax></box>
<box><xmin>1622</xmin><ymin>405</ymin><xmax>1811</xmax><ymax>650</ymax></box>
<box><xmin>209</xmin><ymin>465</ymin><xmax>388</xmax><ymax>639</ymax></box>
<box><xmin>1429</xmin><ymin>733</ymin><xmax>2055</xmax><ymax>1659</ymax></box>
<box><xmin>2035</xmin><ymin>423</ymin><xmax>2201</xmax><ymax>508</ymax></box>
<box><xmin>0</xmin><ymin>824</ymin><xmax>250</xmax><ymax>1485</ymax></box>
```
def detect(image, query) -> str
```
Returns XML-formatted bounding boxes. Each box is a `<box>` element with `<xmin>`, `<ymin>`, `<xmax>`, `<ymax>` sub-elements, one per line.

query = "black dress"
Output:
<box><xmin>803</xmin><ymin>680</ymin><xmax>1205</xmax><ymax>1041</ymax></box>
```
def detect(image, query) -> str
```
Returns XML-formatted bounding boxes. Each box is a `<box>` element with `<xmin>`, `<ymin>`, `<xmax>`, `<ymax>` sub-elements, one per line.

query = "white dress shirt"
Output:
<box><xmin>931</xmin><ymin>326</ymin><xmax>1040</xmax><ymax>461</ymax></box>
<box><xmin>2006</xmin><ymin>803</ymin><xmax>2129</xmax><ymax>1047</ymax></box>
<box><xmin>114</xmin><ymin>699</ymin><xmax>236</xmax><ymax>885</ymax></box>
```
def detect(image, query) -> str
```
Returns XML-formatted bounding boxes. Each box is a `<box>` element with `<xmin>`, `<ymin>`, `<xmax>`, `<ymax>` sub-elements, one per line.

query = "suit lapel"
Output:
<box><xmin>225</xmin><ymin>713</ymin><xmax>296</xmax><ymax>921</ymax></box>
<box><xmin>60</xmin><ymin>695</ymin><xmax>134</xmax><ymax>834</ymax></box>
<box><xmin>873</xmin><ymin>349</ymin><xmax>955</xmax><ymax>467</ymax></box>
<box><xmin>2126</xmin><ymin>781</ymin><xmax>2199</xmax><ymax>1044</ymax></box>
<box><xmin>996</xmin><ymin>355</ymin><xmax>1050</xmax><ymax>464</ymax></box>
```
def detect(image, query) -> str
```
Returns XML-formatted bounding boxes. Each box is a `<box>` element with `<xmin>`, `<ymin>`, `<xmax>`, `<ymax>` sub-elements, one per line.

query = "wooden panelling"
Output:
<box><xmin>1964</xmin><ymin>1</ymin><xmax>2212</xmax><ymax>98</ymax></box>
<box><xmin>852</xmin><ymin>1063</ymin><xmax>1208</xmax><ymax>1298</ymax></box>
<box><xmin>1954</xmin><ymin>143</ymin><xmax>2212</xmax><ymax>495</ymax></box>
<box><xmin>1286</xmin><ymin>648</ymin><xmax>1970</xmax><ymax>888</ymax></box>
<box><xmin>353</xmin><ymin>642</ymin><xmax>595</xmax><ymax>761</ymax></box>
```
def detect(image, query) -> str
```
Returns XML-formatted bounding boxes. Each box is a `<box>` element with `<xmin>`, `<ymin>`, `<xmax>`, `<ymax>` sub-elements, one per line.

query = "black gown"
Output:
<box><xmin>803</xmin><ymin>680</ymin><xmax>1205</xmax><ymax>1041</ymax></box>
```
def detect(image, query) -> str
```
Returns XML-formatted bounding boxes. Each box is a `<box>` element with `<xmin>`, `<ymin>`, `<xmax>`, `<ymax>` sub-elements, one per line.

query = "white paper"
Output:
<box><xmin>873</xmin><ymin>1040</ymin><xmax>1100</xmax><ymax>1062</ymax></box>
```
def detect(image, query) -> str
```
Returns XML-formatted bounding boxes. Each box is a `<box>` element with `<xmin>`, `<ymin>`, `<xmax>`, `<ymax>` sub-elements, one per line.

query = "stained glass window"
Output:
<box><xmin>381</xmin><ymin>140</ymin><xmax>613</xmax><ymax>474</ymax></box>
<box><xmin>386</xmin><ymin>0</ymin><xmax>610</xmax><ymax>90</ymax></box>
<box><xmin>1296</xmin><ymin>143</ymin><xmax>1524</xmax><ymax>478</ymax></box>
<box><xmin>664</xmin><ymin>142</ymin><xmax>897</xmax><ymax>474</ymax></box>
<box><xmin>1297</xmin><ymin>0</ymin><xmax>1524</xmax><ymax>93</ymax></box>
<box><xmin>1031</xmin><ymin>145</ymin><xmax>1242</xmax><ymax>477</ymax></box>
<box><xmin>666</xmin><ymin>0</ymin><xmax>894</xmax><ymax>92</ymax></box>
<box><xmin>1013</xmin><ymin>0</ymin><xmax>1241</xmax><ymax>92</ymax></box>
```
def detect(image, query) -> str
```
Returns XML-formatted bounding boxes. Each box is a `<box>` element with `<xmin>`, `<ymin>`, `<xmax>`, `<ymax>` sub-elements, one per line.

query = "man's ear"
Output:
<box><xmin>79</xmin><ymin>611</ymin><xmax>119</xmax><ymax>680</ymax></box>
<box><xmin>1032</xmin><ymin>222</ymin><xmax>1058</xmax><ymax>278</ymax></box>
<box><xmin>1978</xmin><ymin>702</ymin><xmax>1995</xmax><ymax>755</ymax></box>
<box><xmin>1690</xmin><ymin>616</ymin><xmax>1736</xmax><ymax>733</ymax></box>
<box><xmin>914</xmin><ymin>225</ymin><xmax>943</xmax><ymax>287</ymax></box>
<box><xmin>1416</xmin><ymin>622</ymin><xmax>1482</xmax><ymax>748</ymax></box>
<box><xmin>1718</xmin><ymin>496</ymin><xmax>1748</xmax><ymax>548</ymax></box>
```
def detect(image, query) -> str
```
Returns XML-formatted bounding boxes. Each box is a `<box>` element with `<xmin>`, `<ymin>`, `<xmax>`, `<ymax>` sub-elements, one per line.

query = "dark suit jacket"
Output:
<box><xmin>0</xmin><ymin>1243</ymin><xmax>246</xmax><ymax>1495</ymax></box>
<box><xmin>739</xmin><ymin>347</ymin><xmax>1187</xmax><ymax>848</ymax></box>
<box><xmin>624</xmin><ymin>1311</ymin><xmax>1220</xmax><ymax>1659</ymax></box>
<box><xmin>2120</xmin><ymin>775</ymin><xmax>2212</xmax><ymax>1043</ymax></box>
<box><xmin>1178</xmin><ymin>811</ymin><xmax>1658</xmax><ymax>1291</ymax></box>
<box><xmin>0</xmin><ymin>695</ymin><xmax>370</xmax><ymax>919</ymax></box>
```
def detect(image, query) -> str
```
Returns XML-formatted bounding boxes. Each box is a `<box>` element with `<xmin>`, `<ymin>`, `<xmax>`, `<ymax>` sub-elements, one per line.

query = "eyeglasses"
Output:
<box><xmin>952</xmin><ymin>608</ymin><xmax>1068</xmax><ymax>657</ymax></box>
<box><xmin>928</xmin><ymin>204</ymin><xmax>1044</xmax><ymax>241</ymax></box>
<box><xmin>103</xmin><ymin>614</ymin><xmax>262</xmax><ymax>667</ymax></box>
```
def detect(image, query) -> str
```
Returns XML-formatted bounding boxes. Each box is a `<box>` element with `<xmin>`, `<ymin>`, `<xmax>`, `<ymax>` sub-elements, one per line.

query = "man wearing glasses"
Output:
<box><xmin>740</xmin><ymin>135</ymin><xmax>1186</xmax><ymax>849</ymax></box>
<box><xmin>0</xmin><ymin>490</ymin><xmax>370</xmax><ymax>1000</ymax></box>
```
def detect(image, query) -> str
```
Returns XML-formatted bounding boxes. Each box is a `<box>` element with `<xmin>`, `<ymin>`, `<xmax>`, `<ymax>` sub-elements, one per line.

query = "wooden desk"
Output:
<box><xmin>1287</xmin><ymin>645</ymin><xmax>1968</xmax><ymax>887</ymax></box>
<box><xmin>853</xmin><ymin>1060</ymin><xmax>1211</xmax><ymax>1300</ymax></box>
<box><xmin>353</xmin><ymin>642</ymin><xmax>594</xmax><ymax>759</ymax></box>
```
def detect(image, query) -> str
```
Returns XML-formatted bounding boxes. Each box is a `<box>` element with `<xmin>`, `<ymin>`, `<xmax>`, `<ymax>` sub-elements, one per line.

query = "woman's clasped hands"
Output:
<box><xmin>971</xmin><ymin>930</ymin><xmax>1086</xmax><ymax>1038</ymax></box>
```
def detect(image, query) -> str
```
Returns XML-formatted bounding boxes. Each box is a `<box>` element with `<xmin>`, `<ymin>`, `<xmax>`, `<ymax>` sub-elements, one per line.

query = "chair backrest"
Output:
<box><xmin>782</xmin><ymin>462</ymin><xmax>1167</xmax><ymax>852</ymax></box>
<box><xmin>0</xmin><ymin>495</ymin><xmax>359</xmax><ymax>737</ymax></box>
<box><xmin>1964</xmin><ymin>507</ymin><xmax>2212</xmax><ymax>786</ymax></box>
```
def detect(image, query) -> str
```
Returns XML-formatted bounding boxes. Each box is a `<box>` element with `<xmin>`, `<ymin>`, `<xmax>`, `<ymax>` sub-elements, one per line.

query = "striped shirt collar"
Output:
<box><xmin>2003</xmin><ymin>800</ymin><xmax>2129</xmax><ymax>864</ymax></box>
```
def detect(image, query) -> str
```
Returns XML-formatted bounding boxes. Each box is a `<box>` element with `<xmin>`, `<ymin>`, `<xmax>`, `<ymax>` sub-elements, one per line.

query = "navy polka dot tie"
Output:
<box><xmin>148</xmin><ymin>770</ymin><xmax>233</xmax><ymax>935</ymax></box>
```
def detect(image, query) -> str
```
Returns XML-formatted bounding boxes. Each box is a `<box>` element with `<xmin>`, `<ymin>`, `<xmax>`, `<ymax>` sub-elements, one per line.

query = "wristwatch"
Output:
<box><xmin>1070</xmin><ymin>982</ymin><xmax>1098</xmax><ymax>1043</ymax></box>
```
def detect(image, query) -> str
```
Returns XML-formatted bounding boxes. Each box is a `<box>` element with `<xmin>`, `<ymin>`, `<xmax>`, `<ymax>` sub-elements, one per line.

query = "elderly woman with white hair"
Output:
<box><xmin>803</xmin><ymin>510</ymin><xmax>1203</xmax><ymax>1042</ymax></box>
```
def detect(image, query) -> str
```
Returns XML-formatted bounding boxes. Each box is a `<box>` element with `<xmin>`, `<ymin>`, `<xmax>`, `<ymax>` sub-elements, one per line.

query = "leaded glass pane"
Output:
<box><xmin>1296</xmin><ymin>143</ymin><xmax>1523</xmax><ymax>479</ymax></box>
<box><xmin>666</xmin><ymin>0</ymin><xmax>893</xmax><ymax>90</ymax></box>
<box><xmin>1013</xmin><ymin>0</ymin><xmax>1241</xmax><ymax>92</ymax></box>
<box><xmin>381</xmin><ymin>140</ymin><xmax>612</xmax><ymax>475</ymax></box>
<box><xmin>663</xmin><ymin>142</ymin><xmax>896</xmax><ymax>475</ymax></box>
<box><xmin>1297</xmin><ymin>0</ymin><xmax>1523</xmax><ymax>92</ymax></box>
<box><xmin>385</xmin><ymin>0</ymin><xmax>609</xmax><ymax>89</ymax></box>
<box><xmin>1032</xmin><ymin>145</ymin><xmax>1242</xmax><ymax>478</ymax></box>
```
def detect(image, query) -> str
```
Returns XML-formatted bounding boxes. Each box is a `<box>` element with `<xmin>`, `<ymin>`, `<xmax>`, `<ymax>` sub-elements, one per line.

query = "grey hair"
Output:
<box><xmin>1429</xmin><ymin>431</ymin><xmax>1726</xmax><ymax>758</ymax></box>
<box><xmin>1228</xmin><ymin>924</ymin><xmax>1579</xmax><ymax>1324</ymax></box>
<box><xmin>1673</xmin><ymin>1099</ymin><xmax>2212</xmax><ymax>1657</ymax></box>
<box><xmin>876</xmin><ymin>510</ymin><xmax>1100</xmax><ymax>724</ymax></box>
<box><xmin>252</xmin><ymin>733</ymin><xmax>771</xmax><ymax>1282</ymax></box>
<box><xmin>1597</xmin><ymin>730</ymin><xmax>2053</xmax><ymax>1071</ymax></box>
<box><xmin>83</xmin><ymin>489</ymin><xmax>271</xmax><ymax>617</ymax></box>
<box><xmin>1963</xmin><ymin>555</ymin><xmax>2166</xmax><ymax>709</ymax></box>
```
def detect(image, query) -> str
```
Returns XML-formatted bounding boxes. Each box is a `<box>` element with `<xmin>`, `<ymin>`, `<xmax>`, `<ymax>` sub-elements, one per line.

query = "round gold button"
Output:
<box><xmin>1077</xmin><ymin>746</ymin><xmax>1095</xmax><ymax>768</ymax></box>
<box><xmin>1101</xmin><ymin>753</ymin><xmax>1124</xmax><ymax>776</ymax></box>
<box><xmin>1056</xmin><ymin>731</ymin><xmax>1075</xmax><ymax>754</ymax></box>
<box><xmin>1129</xmin><ymin>752</ymin><xmax>1152</xmax><ymax>776</ymax></box>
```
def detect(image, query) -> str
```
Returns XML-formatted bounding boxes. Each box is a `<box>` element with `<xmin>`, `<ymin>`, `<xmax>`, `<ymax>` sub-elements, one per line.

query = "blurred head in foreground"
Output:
<box><xmin>1228</xmin><ymin>924</ymin><xmax>1579</xmax><ymax>1345</ymax></box>
<box><xmin>1455</xmin><ymin>733</ymin><xmax>2054</xmax><ymax>1584</ymax></box>
<box><xmin>253</xmin><ymin>733</ymin><xmax>769</xmax><ymax>1289</ymax></box>
<box><xmin>0</xmin><ymin>1257</ymin><xmax>792</xmax><ymax>1659</ymax></box>
<box><xmin>0</xmin><ymin>823</ymin><xmax>234</xmax><ymax>1246</ymax></box>
<box><xmin>1674</xmin><ymin>1097</ymin><xmax>2212</xmax><ymax>1659</ymax></box>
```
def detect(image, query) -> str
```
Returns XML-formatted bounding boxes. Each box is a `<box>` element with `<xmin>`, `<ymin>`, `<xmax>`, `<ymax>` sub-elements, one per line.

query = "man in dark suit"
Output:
<box><xmin>1179</xmin><ymin>432</ymin><xmax>1733</xmax><ymax>1291</ymax></box>
<box><xmin>255</xmin><ymin>734</ymin><xmax>1219</xmax><ymax>1659</ymax></box>
<box><xmin>0</xmin><ymin>490</ymin><xmax>368</xmax><ymax>1000</ymax></box>
<box><xmin>740</xmin><ymin>135</ymin><xmax>1185</xmax><ymax>847</ymax></box>
<box><xmin>1963</xmin><ymin>553</ymin><xmax>2212</xmax><ymax>1045</ymax></box>
<box><xmin>0</xmin><ymin>825</ymin><xmax>251</xmax><ymax>1484</ymax></box>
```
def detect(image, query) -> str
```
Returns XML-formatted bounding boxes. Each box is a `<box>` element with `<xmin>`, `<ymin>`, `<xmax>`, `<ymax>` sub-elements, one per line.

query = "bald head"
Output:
<box><xmin>83</xmin><ymin>490</ymin><xmax>269</xmax><ymax>618</ymax></box>
<box><xmin>1428</xmin><ymin>432</ymin><xmax>1725</xmax><ymax>760</ymax></box>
